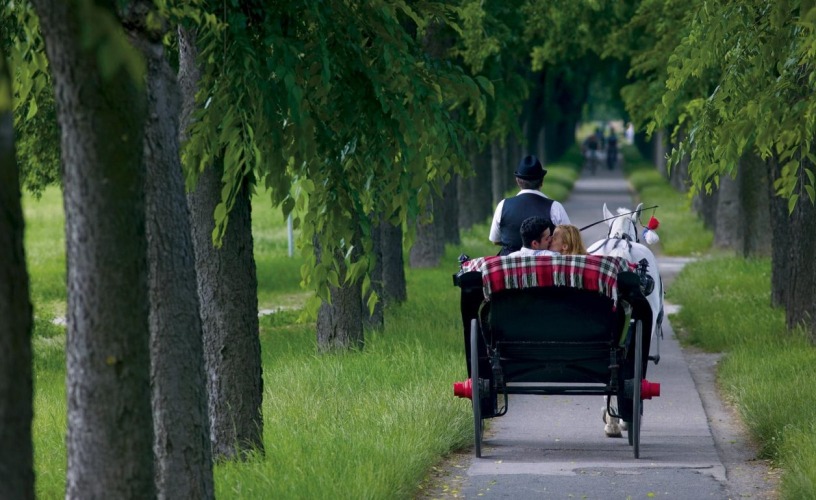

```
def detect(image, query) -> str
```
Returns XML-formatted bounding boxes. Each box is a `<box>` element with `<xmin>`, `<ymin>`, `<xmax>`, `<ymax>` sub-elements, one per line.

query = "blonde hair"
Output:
<box><xmin>555</xmin><ymin>224</ymin><xmax>587</xmax><ymax>255</ymax></box>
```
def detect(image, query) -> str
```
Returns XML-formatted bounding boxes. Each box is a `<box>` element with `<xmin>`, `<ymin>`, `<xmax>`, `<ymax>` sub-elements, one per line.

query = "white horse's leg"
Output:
<box><xmin>602</xmin><ymin>396</ymin><xmax>622</xmax><ymax>438</ymax></box>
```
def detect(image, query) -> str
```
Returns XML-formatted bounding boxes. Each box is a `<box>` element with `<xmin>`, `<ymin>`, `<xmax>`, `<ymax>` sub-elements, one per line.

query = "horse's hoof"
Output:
<box><xmin>604</xmin><ymin>422</ymin><xmax>622</xmax><ymax>438</ymax></box>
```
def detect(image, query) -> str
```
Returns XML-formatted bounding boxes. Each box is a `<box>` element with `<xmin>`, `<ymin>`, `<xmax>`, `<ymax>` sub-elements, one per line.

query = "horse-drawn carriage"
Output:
<box><xmin>452</xmin><ymin>204</ymin><xmax>663</xmax><ymax>459</ymax></box>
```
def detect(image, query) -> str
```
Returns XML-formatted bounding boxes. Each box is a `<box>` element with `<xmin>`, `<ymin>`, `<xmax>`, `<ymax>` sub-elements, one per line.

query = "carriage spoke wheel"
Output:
<box><xmin>629</xmin><ymin>320</ymin><xmax>644</xmax><ymax>458</ymax></box>
<box><xmin>470</xmin><ymin>319</ymin><xmax>484</xmax><ymax>458</ymax></box>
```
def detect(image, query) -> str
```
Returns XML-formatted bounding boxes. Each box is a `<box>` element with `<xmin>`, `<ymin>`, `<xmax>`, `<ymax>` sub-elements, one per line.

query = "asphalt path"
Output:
<box><xmin>443</xmin><ymin>165</ymin><xmax>765</xmax><ymax>499</ymax></box>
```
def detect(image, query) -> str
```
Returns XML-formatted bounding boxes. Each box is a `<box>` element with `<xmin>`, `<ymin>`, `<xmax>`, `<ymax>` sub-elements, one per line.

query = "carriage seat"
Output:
<box><xmin>460</xmin><ymin>254</ymin><xmax>633</xmax><ymax>304</ymax></box>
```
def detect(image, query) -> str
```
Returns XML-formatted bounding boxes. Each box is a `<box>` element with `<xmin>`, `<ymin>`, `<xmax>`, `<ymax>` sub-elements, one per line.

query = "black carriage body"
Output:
<box><xmin>454</xmin><ymin>264</ymin><xmax>653</xmax><ymax>416</ymax></box>
<box><xmin>453</xmin><ymin>255</ymin><xmax>658</xmax><ymax>459</ymax></box>
<box><xmin>487</xmin><ymin>287</ymin><xmax>625</xmax><ymax>385</ymax></box>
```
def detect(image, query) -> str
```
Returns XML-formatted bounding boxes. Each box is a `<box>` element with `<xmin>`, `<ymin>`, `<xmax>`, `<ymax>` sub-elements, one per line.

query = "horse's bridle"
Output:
<box><xmin>607</xmin><ymin>217</ymin><xmax>639</xmax><ymax>244</ymax></box>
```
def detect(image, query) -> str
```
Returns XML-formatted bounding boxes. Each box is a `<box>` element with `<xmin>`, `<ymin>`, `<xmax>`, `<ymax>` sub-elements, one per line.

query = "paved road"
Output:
<box><xmin>455</xmin><ymin>166</ymin><xmax>731</xmax><ymax>499</ymax></box>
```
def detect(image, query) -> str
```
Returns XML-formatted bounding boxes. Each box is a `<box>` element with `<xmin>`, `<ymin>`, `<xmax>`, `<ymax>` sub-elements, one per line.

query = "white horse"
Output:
<box><xmin>587</xmin><ymin>203</ymin><xmax>664</xmax><ymax>437</ymax></box>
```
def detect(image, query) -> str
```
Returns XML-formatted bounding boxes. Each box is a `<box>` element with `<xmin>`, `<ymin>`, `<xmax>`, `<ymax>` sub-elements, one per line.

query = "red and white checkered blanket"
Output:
<box><xmin>461</xmin><ymin>254</ymin><xmax>633</xmax><ymax>302</ymax></box>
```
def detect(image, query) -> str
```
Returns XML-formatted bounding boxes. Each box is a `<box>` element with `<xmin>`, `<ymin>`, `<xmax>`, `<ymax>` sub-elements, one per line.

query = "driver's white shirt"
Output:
<box><xmin>489</xmin><ymin>190</ymin><xmax>571</xmax><ymax>243</ymax></box>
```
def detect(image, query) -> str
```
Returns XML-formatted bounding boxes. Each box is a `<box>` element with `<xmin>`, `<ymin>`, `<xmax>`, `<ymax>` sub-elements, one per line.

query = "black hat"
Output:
<box><xmin>515</xmin><ymin>155</ymin><xmax>546</xmax><ymax>180</ymax></box>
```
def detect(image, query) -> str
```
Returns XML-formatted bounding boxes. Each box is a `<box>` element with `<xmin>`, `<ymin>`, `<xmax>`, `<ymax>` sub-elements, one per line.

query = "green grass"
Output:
<box><xmin>668</xmin><ymin>257</ymin><xmax>816</xmax><ymax>498</ymax></box>
<box><xmin>622</xmin><ymin>147</ymin><xmax>712</xmax><ymax>256</ymax></box>
<box><xmin>22</xmin><ymin>187</ymin><xmax>66</xmax><ymax>322</ymax></box>
<box><xmin>23</xmin><ymin>185</ymin><xmax>494</xmax><ymax>499</ymax></box>
<box><xmin>618</xmin><ymin>149</ymin><xmax>814</xmax><ymax>498</ymax></box>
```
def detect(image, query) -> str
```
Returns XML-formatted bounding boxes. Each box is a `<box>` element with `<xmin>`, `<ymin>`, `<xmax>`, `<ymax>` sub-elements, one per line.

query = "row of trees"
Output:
<box><xmin>0</xmin><ymin>0</ymin><xmax>576</xmax><ymax>498</ymax></box>
<box><xmin>506</xmin><ymin>0</ymin><xmax>816</xmax><ymax>340</ymax></box>
<box><xmin>6</xmin><ymin>0</ymin><xmax>816</xmax><ymax>498</ymax></box>
<box><xmin>609</xmin><ymin>0</ymin><xmax>816</xmax><ymax>336</ymax></box>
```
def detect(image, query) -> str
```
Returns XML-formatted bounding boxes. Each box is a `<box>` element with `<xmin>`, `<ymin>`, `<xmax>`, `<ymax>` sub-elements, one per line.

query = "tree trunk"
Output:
<box><xmin>33</xmin><ymin>2</ymin><xmax>155</xmax><ymax>496</ymax></box>
<box><xmin>181</xmin><ymin>26</ymin><xmax>264</xmax><ymax>461</ymax></box>
<box><xmin>491</xmin><ymin>140</ymin><xmax>504</xmax><ymax>206</ymax></box>
<box><xmin>0</xmin><ymin>51</ymin><xmax>34</xmax><ymax>500</ymax></box>
<box><xmin>457</xmin><ymin>148</ymin><xmax>481</xmax><ymax>231</ymax></box>
<box><xmin>128</xmin><ymin>8</ymin><xmax>213</xmax><ymax>498</ymax></box>
<box><xmin>768</xmin><ymin>154</ymin><xmax>791</xmax><ymax>309</ymax></box>
<box><xmin>784</xmin><ymin>156</ymin><xmax>816</xmax><ymax>337</ymax></box>
<box><xmin>502</xmin><ymin>135</ymin><xmax>518</xmax><ymax>198</ymax></box>
<box><xmin>316</xmin><ymin>238</ymin><xmax>364</xmax><ymax>351</ymax></box>
<box><xmin>188</xmin><ymin>160</ymin><xmax>264</xmax><ymax>460</ymax></box>
<box><xmin>713</xmin><ymin>172</ymin><xmax>741</xmax><ymax>249</ymax></box>
<box><xmin>652</xmin><ymin>129</ymin><xmax>667</xmax><ymax>175</ymax></box>
<box><xmin>380</xmin><ymin>220</ymin><xmax>407</xmax><ymax>304</ymax></box>
<box><xmin>364</xmin><ymin>217</ymin><xmax>384</xmax><ymax>329</ymax></box>
<box><xmin>441</xmin><ymin>177</ymin><xmax>460</xmax><ymax>245</ymax></box>
<box><xmin>410</xmin><ymin>186</ymin><xmax>444</xmax><ymax>268</ymax></box>
<box><xmin>738</xmin><ymin>153</ymin><xmax>771</xmax><ymax>257</ymax></box>
<box><xmin>669</xmin><ymin>125</ymin><xmax>690</xmax><ymax>191</ymax></box>
<box><xmin>462</xmin><ymin>147</ymin><xmax>495</xmax><ymax>230</ymax></box>
<box><xmin>692</xmin><ymin>188</ymin><xmax>718</xmax><ymax>232</ymax></box>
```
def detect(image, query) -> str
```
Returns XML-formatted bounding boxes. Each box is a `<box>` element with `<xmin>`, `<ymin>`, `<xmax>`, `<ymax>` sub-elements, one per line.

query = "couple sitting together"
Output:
<box><xmin>508</xmin><ymin>217</ymin><xmax>586</xmax><ymax>257</ymax></box>
<box><xmin>488</xmin><ymin>154</ymin><xmax>583</xmax><ymax>257</ymax></box>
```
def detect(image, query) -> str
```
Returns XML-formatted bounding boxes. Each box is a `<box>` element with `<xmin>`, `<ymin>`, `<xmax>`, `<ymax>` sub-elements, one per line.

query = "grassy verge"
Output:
<box><xmin>618</xmin><ymin>149</ymin><xmax>814</xmax><ymax>498</ymax></box>
<box><xmin>621</xmin><ymin>147</ymin><xmax>712</xmax><ymax>256</ymax></box>
<box><xmin>668</xmin><ymin>258</ymin><xmax>816</xmax><ymax>499</ymax></box>
<box><xmin>22</xmin><ymin>186</ymin><xmax>495</xmax><ymax>498</ymax></box>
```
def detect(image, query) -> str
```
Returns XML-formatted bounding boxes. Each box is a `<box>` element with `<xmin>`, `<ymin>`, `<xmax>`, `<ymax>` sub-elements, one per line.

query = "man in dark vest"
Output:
<box><xmin>489</xmin><ymin>155</ymin><xmax>571</xmax><ymax>255</ymax></box>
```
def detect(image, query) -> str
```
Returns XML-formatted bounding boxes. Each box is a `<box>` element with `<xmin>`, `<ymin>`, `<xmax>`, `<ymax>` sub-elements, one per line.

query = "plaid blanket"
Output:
<box><xmin>461</xmin><ymin>254</ymin><xmax>633</xmax><ymax>302</ymax></box>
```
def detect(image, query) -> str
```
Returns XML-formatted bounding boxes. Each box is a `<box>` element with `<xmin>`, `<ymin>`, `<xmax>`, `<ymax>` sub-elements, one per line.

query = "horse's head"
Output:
<box><xmin>602</xmin><ymin>202</ymin><xmax>642</xmax><ymax>243</ymax></box>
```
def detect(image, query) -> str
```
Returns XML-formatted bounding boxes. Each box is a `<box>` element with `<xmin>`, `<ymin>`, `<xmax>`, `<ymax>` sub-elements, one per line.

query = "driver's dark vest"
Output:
<box><xmin>498</xmin><ymin>194</ymin><xmax>554</xmax><ymax>255</ymax></box>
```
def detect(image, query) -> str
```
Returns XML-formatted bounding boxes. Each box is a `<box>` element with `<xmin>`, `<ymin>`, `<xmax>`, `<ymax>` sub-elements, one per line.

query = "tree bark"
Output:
<box><xmin>363</xmin><ymin>217</ymin><xmax>384</xmax><ymax>329</ymax></box>
<box><xmin>669</xmin><ymin>125</ymin><xmax>690</xmax><ymax>191</ymax></box>
<box><xmin>477</xmin><ymin>147</ymin><xmax>497</xmax><ymax>224</ymax></box>
<box><xmin>441</xmin><ymin>177</ymin><xmax>460</xmax><ymax>245</ymax></box>
<box><xmin>692</xmin><ymin>188</ymin><xmax>718</xmax><ymax>232</ymax></box>
<box><xmin>380</xmin><ymin>220</ymin><xmax>407</xmax><ymax>304</ymax></box>
<box><xmin>316</xmin><ymin>238</ymin><xmax>364</xmax><ymax>351</ymax></box>
<box><xmin>652</xmin><ymin>129</ymin><xmax>667</xmax><ymax>175</ymax></box>
<box><xmin>181</xmin><ymin>27</ymin><xmax>264</xmax><ymax>462</ymax></box>
<box><xmin>491</xmin><ymin>140</ymin><xmax>504</xmax><ymax>206</ymax></box>
<box><xmin>768</xmin><ymin>154</ymin><xmax>791</xmax><ymax>309</ymax></box>
<box><xmin>713</xmin><ymin>172</ymin><xmax>741</xmax><ymax>249</ymax></box>
<box><xmin>127</xmin><ymin>6</ymin><xmax>214</xmax><ymax>498</ymax></box>
<box><xmin>188</xmin><ymin>159</ymin><xmax>264</xmax><ymax>460</ymax></box>
<box><xmin>783</xmin><ymin>157</ymin><xmax>816</xmax><ymax>338</ymax></box>
<box><xmin>0</xmin><ymin>50</ymin><xmax>34</xmax><ymax>500</ymax></box>
<box><xmin>409</xmin><ymin>186</ymin><xmax>444</xmax><ymax>268</ymax></box>
<box><xmin>33</xmin><ymin>2</ymin><xmax>155</xmax><ymax>496</ymax></box>
<box><xmin>737</xmin><ymin>153</ymin><xmax>771</xmax><ymax>257</ymax></box>
<box><xmin>457</xmin><ymin>148</ymin><xmax>481</xmax><ymax>231</ymax></box>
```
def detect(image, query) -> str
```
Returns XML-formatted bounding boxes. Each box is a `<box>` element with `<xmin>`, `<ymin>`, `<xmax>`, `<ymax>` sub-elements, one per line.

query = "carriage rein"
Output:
<box><xmin>580</xmin><ymin>205</ymin><xmax>658</xmax><ymax>252</ymax></box>
<box><xmin>577</xmin><ymin>205</ymin><xmax>659</xmax><ymax>234</ymax></box>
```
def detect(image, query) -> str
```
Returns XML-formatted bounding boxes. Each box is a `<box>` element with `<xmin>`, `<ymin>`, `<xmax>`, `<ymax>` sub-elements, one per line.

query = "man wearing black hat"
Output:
<box><xmin>488</xmin><ymin>155</ymin><xmax>571</xmax><ymax>255</ymax></box>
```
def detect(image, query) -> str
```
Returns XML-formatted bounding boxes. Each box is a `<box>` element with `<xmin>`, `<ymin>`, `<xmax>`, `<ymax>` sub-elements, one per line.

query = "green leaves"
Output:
<box><xmin>177</xmin><ymin>0</ymin><xmax>495</xmax><ymax>305</ymax></box>
<box><xmin>611</xmin><ymin>0</ymin><xmax>816</xmax><ymax>210</ymax></box>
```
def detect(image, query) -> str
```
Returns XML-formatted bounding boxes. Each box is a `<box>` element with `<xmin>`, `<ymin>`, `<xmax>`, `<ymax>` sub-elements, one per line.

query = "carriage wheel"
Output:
<box><xmin>630</xmin><ymin>320</ymin><xmax>644</xmax><ymax>458</ymax></box>
<box><xmin>470</xmin><ymin>319</ymin><xmax>483</xmax><ymax>458</ymax></box>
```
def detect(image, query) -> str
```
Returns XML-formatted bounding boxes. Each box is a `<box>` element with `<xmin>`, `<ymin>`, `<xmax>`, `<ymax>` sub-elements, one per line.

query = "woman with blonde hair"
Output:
<box><xmin>551</xmin><ymin>224</ymin><xmax>587</xmax><ymax>255</ymax></box>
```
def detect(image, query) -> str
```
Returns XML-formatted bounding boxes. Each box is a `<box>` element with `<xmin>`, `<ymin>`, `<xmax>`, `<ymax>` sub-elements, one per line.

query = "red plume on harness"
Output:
<box><xmin>642</xmin><ymin>215</ymin><xmax>660</xmax><ymax>245</ymax></box>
